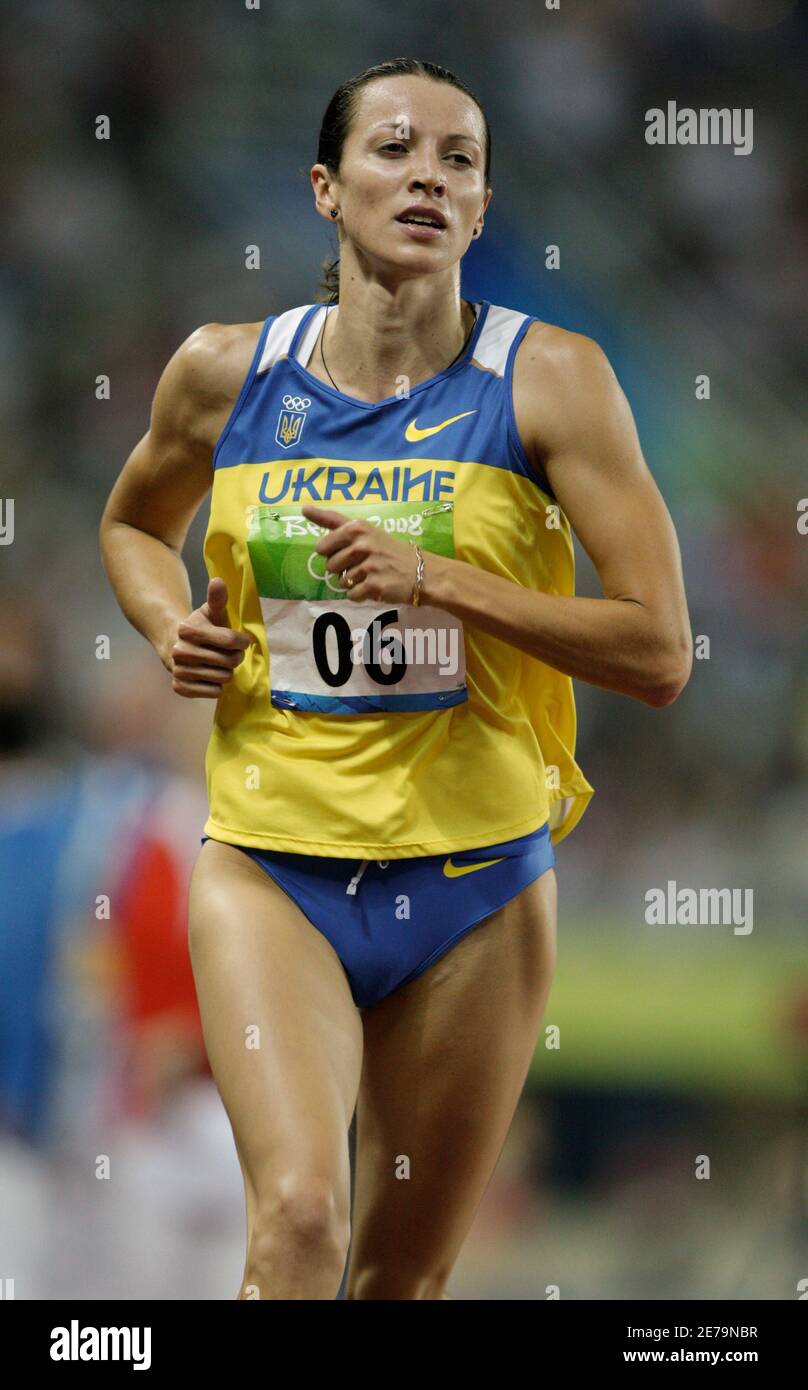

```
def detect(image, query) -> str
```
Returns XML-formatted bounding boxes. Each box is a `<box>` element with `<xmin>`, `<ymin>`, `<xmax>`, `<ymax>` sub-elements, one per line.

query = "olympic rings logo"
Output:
<box><xmin>282</xmin><ymin>394</ymin><xmax>311</xmax><ymax>411</ymax></box>
<box><xmin>307</xmin><ymin>550</ymin><xmax>347</xmax><ymax>592</ymax></box>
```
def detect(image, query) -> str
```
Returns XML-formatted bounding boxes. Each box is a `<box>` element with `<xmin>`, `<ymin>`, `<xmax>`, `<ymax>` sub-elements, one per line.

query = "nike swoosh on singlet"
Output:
<box><xmin>443</xmin><ymin>855</ymin><xmax>506</xmax><ymax>878</ymax></box>
<box><xmin>404</xmin><ymin>410</ymin><xmax>477</xmax><ymax>442</ymax></box>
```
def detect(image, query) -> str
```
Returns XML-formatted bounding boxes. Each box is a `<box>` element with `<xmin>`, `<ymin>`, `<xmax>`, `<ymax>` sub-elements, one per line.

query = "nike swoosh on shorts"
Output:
<box><xmin>443</xmin><ymin>855</ymin><xmax>506</xmax><ymax>878</ymax></box>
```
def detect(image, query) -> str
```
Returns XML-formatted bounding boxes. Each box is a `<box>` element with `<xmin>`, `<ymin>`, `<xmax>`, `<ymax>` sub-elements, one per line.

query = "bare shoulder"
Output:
<box><xmin>177</xmin><ymin>320</ymin><xmax>264</xmax><ymax>409</ymax></box>
<box><xmin>512</xmin><ymin>319</ymin><xmax>625</xmax><ymax>464</ymax></box>
<box><xmin>157</xmin><ymin>320</ymin><xmax>265</xmax><ymax>452</ymax></box>
<box><xmin>514</xmin><ymin>319</ymin><xmax>614</xmax><ymax>391</ymax></box>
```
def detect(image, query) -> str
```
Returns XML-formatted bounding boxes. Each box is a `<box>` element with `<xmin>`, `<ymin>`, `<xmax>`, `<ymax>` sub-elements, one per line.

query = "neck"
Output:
<box><xmin>313</xmin><ymin>268</ymin><xmax>475</xmax><ymax>402</ymax></box>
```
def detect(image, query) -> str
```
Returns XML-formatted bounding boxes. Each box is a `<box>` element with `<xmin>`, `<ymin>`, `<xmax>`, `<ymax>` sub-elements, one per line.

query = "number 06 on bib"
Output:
<box><xmin>246</xmin><ymin>500</ymin><xmax>468</xmax><ymax>714</ymax></box>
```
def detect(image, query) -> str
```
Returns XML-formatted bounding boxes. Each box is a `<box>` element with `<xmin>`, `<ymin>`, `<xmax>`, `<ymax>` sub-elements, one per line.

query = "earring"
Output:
<box><xmin>330</xmin><ymin>209</ymin><xmax>338</xmax><ymax>219</ymax></box>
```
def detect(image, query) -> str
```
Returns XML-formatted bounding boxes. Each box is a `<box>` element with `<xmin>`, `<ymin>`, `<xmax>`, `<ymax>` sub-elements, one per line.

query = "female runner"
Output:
<box><xmin>100</xmin><ymin>58</ymin><xmax>692</xmax><ymax>1300</ymax></box>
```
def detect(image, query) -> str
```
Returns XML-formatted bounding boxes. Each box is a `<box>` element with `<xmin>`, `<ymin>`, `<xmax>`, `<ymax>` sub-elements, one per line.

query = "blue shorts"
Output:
<box><xmin>199</xmin><ymin>824</ymin><xmax>555</xmax><ymax>1010</ymax></box>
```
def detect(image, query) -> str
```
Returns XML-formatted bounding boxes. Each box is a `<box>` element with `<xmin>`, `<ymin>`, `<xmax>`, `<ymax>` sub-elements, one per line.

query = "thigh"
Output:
<box><xmin>187</xmin><ymin>838</ymin><xmax>364</xmax><ymax>1234</ymax></box>
<box><xmin>346</xmin><ymin>866</ymin><xmax>557</xmax><ymax>1296</ymax></box>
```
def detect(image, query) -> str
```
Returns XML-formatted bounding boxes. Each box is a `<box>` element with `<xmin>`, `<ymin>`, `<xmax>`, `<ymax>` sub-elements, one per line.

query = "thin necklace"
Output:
<box><xmin>318</xmin><ymin>301</ymin><xmax>477</xmax><ymax>395</ymax></box>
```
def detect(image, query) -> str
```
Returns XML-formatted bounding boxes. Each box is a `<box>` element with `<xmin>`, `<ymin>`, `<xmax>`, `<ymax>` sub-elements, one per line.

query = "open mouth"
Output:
<box><xmin>396</xmin><ymin>214</ymin><xmax>445</xmax><ymax>228</ymax></box>
<box><xmin>395</xmin><ymin>206</ymin><xmax>447</xmax><ymax>233</ymax></box>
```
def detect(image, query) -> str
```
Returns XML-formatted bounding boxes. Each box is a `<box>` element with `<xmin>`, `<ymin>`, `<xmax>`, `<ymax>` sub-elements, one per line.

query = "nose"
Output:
<box><xmin>410</xmin><ymin>167</ymin><xmax>446</xmax><ymax>197</ymax></box>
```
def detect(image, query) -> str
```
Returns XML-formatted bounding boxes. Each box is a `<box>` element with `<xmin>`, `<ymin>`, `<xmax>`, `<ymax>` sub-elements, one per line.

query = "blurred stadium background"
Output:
<box><xmin>1</xmin><ymin>0</ymin><xmax>806</xmax><ymax>1299</ymax></box>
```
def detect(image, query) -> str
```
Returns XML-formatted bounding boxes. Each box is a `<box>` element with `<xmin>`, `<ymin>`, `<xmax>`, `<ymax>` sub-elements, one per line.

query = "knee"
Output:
<box><xmin>251</xmin><ymin>1172</ymin><xmax>350</xmax><ymax>1267</ymax></box>
<box><xmin>346</xmin><ymin>1261</ymin><xmax>449</xmax><ymax>1300</ymax></box>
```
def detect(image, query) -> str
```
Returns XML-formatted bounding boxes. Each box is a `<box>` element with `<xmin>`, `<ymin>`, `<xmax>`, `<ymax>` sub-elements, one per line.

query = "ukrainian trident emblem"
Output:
<box><xmin>275</xmin><ymin>394</ymin><xmax>311</xmax><ymax>450</ymax></box>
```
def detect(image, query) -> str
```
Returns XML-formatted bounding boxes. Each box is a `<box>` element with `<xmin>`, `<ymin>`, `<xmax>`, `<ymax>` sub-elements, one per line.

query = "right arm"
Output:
<box><xmin>99</xmin><ymin>323</ymin><xmax>254</xmax><ymax>697</ymax></box>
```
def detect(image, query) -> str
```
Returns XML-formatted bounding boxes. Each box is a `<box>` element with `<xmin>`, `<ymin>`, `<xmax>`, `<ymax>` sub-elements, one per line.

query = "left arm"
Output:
<box><xmin>427</xmin><ymin>329</ymin><xmax>693</xmax><ymax>706</ymax></box>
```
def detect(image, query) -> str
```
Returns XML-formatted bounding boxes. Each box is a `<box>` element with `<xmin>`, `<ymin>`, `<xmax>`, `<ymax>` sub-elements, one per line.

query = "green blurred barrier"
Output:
<box><xmin>528</xmin><ymin>923</ymin><xmax>808</xmax><ymax>1101</ymax></box>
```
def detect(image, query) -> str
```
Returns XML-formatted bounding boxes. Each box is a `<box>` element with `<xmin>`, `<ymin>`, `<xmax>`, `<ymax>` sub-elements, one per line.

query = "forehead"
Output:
<box><xmin>349</xmin><ymin>74</ymin><xmax>483</xmax><ymax>141</ymax></box>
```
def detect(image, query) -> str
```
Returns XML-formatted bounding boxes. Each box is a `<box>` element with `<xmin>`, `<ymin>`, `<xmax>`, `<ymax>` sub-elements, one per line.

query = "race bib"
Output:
<box><xmin>246</xmin><ymin>500</ymin><xmax>468</xmax><ymax>713</ymax></box>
